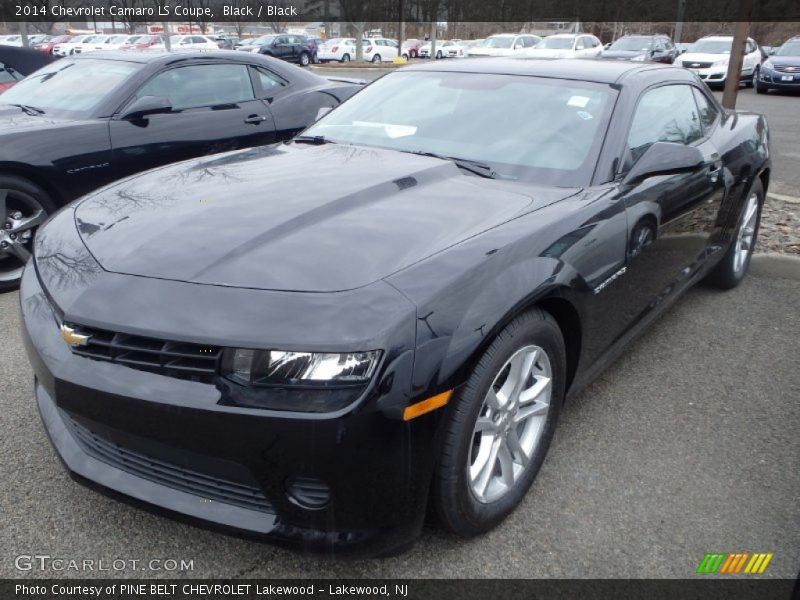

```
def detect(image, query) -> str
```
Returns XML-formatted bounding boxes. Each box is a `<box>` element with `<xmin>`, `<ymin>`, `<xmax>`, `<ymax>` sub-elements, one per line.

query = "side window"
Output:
<box><xmin>627</xmin><ymin>85</ymin><xmax>703</xmax><ymax>164</ymax></box>
<box><xmin>575</xmin><ymin>37</ymin><xmax>585</xmax><ymax>50</ymax></box>
<box><xmin>253</xmin><ymin>67</ymin><xmax>287</xmax><ymax>96</ymax></box>
<box><xmin>692</xmin><ymin>87</ymin><xmax>719</xmax><ymax>133</ymax></box>
<box><xmin>138</xmin><ymin>64</ymin><xmax>255</xmax><ymax>110</ymax></box>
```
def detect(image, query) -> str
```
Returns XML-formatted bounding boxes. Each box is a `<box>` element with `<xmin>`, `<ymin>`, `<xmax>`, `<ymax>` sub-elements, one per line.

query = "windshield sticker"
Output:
<box><xmin>567</xmin><ymin>95</ymin><xmax>590</xmax><ymax>108</ymax></box>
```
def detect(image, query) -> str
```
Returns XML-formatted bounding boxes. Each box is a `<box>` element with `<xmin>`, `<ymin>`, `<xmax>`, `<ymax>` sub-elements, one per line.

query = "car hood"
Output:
<box><xmin>0</xmin><ymin>105</ymin><xmax>72</xmax><ymax>131</ymax></box>
<box><xmin>766</xmin><ymin>57</ymin><xmax>800</xmax><ymax>67</ymax></box>
<box><xmin>679</xmin><ymin>52</ymin><xmax>728</xmax><ymax>64</ymax></box>
<box><xmin>73</xmin><ymin>144</ymin><xmax>576</xmax><ymax>293</ymax></box>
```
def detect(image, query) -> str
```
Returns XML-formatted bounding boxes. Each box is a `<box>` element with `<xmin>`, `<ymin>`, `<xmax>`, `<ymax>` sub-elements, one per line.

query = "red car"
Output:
<box><xmin>133</xmin><ymin>35</ymin><xmax>163</xmax><ymax>50</ymax></box>
<box><xmin>34</xmin><ymin>35</ymin><xmax>71</xmax><ymax>55</ymax></box>
<box><xmin>0</xmin><ymin>62</ymin><xmax>23</xmax><ymax>94</ymax></box>
<box><xmin>401</xmin><ymin>38</ymin><xmax>423</xmax><ymax>59</ymax></box>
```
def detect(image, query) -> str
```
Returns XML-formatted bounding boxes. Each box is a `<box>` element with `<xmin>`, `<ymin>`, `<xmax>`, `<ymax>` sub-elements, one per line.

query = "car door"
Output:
<box><xmin>743</xmin><ymin>39</ymin><xmax>760</xmax><ymax>75</ymax></box>
<box><xmin>108</xmin><ymin>62</ymin><xmax>276</xmax><ymax>178</ymax></box>
<box><xmin>619</xmin><ymin>83</ymin><xmax>726</xmax><ymax>319</ymax></box>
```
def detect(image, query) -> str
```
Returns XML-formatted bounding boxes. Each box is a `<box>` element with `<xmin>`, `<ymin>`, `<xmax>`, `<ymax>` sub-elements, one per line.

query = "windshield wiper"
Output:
<box><xmin>294</xmin><ymin>135</ymin><xmax>336</xmax><ymax>145</ymax></box>
<box><xmin>406</xmin><ymin>151</ymin><xmax>498</xmax><ymax>179</ymax></box>
<box><xmin>6</xmin><ymin>103</ymin><xmax>45</xmax><ymax>116</ymax></box>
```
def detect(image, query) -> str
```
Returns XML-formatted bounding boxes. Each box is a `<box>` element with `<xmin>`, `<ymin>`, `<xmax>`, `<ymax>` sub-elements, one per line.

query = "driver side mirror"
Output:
<box><xmin>121</xmin><ymin>95</ymin><xmax>173</xmax><ymax>120</ymax></box>
<box><xmin>622</xmin><ymin>142</ymin><xmax>704</xmax><ymax>188</ymax></box>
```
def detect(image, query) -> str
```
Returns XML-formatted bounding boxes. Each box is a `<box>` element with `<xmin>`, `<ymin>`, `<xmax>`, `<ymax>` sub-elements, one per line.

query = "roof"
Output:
<box><xmin>68</xmin><ymin>50</ymin><xmax>255</xmax><ymax>64</ymax></box>
<box><xmin>402</xmin><ymin>57</ymin><xmax>680</xmax><ymax>85</ymax></box>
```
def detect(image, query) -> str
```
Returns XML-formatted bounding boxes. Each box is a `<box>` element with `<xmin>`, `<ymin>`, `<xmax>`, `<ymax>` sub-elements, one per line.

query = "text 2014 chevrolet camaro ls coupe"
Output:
<box><xmin>21</xmin><ymin>59</ymin><xmax>769</xmax><ymax>555</ymax></box>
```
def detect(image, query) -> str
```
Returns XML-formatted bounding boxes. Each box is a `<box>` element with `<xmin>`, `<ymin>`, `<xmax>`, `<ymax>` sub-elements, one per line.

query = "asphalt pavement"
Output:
<box><xmin>1</xmin><ymin>273</ymin><xmax>798</xmax><ymax>578</ymax></box>
<box><xmin>1</xmin><ymin>65</ymin><xmax>799</xmax><ymax>580</ymax></box>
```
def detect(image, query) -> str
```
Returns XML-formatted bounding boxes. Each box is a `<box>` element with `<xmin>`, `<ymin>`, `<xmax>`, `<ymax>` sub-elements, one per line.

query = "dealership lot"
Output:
<box><xmin>2</xmin><ymin>64</ymin><xmax>799</xmax><ymax>579</ymax></box>
<box><xmin>2</xmin><ymin>274</ymin><xmax>798</xmax><ymax>578</ymax></box>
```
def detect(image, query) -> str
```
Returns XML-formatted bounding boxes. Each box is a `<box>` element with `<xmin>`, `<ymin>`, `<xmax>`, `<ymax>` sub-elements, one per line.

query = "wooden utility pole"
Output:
<box><xmin>397</xmin><ymin>0</ymin><xmax>404</xmax><ymax>59</ymax></box>
<box><xmin>674</xmin><ymin>0</ymin><xmax>686</xmax><ymax>43</ymax></box>
<box><xmin>721</xmin><ymin>0</ymin><xmax>755</xmax><ymax>109</ymax></box>
<box><xmin>430</xmin><ymin>21</ymin><xmax>436</xmax><ymax>59</ymax></box>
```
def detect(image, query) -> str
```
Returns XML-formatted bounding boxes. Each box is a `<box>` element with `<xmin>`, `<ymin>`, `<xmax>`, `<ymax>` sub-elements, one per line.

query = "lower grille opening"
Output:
<box><xmin>65</xmin><ymin>416</ymin><xmax>274</xmax><ymax>514</ymax></box>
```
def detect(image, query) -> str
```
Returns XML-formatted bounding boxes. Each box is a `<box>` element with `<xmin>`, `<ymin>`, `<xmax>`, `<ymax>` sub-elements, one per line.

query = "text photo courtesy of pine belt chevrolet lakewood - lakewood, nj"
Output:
<box><xmin>1</xmin><ymin>0</ymin><xmax>799</xmax><ymax>596</ymax></box>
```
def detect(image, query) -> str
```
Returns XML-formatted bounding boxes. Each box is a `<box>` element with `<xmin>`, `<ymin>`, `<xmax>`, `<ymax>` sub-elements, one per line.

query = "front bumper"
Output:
<box><xmin>20</xmin><ymin>262</ymin><xmax>439</xmax><ymax>555</ymax></box>
<box><xmin>758</xmin><ymin>67</ymin><xmax>800</xmax><ymax>89</ymax></box>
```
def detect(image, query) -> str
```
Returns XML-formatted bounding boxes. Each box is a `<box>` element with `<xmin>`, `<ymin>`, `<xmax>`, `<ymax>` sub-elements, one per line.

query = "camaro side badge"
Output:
<box><xmin>60</xmin><ymin>324</ymin><xmax>90</xmax><ymax>347</ymax></box>
<box><xmin>593</xmin><ymin>267</ymin><xmax>627</xmax><ymax>295</ymax></box>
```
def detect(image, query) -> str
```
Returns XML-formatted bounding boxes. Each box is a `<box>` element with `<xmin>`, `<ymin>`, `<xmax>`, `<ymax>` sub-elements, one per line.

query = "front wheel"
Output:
<box><xmin>756</xmin><ymin>83</ymin><xmax>768</xmax><ymax>94</ymax></box>
<box><xmin>371</xmin><ymin>54</ymin><xmax>382</xmax><ymax>63</ymax></box>
<box><xmin>402</xmin><ymin>53</ymin><xmax>409</xmax><ymax>60</ymax></box>
<box><xmin>298</xmin><ymin>52</ymin><xmax>310</xmax><ymax>66</ymax></box>
<box><xmin>0</xmin><ymin>176</ymin><xmax>56</xmax><ymax>292</ymax></box>
<box><xmin>340</xmin><ymin>53</ymin><xmax>350</xmax><ymax>63</ymax></box>
<box><xmin>432</xmin><ymin>309</ymin><xmax>565</xmax><ymax>537</ymax></box>
<box><xmin>436</xmin><ymin>50</ymin><xmax>443</xmax><ymax>59</ymax></box>
<box><xmin>706</xmin><ymin>179</ymin><xmax>763</xmax><ymax>289</ymax></box>
<box><xmin>745</xmin><ymin>67</ymin><xmax>758</xmax><ymax>88</ymax></box>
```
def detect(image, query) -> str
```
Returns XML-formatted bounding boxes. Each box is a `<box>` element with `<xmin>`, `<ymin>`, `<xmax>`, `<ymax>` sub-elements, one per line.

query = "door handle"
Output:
<box><xmin>244</xmin><ymin>114</ymin><xmax>267</xmax><ymax>124</ymax></box>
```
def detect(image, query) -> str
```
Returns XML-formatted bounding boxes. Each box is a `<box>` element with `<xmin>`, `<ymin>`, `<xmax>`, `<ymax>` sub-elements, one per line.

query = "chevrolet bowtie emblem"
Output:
<box><xmin>60</xmin><ymin>324</ymin><xmax>90</xmax><ymax>347</ymax></box>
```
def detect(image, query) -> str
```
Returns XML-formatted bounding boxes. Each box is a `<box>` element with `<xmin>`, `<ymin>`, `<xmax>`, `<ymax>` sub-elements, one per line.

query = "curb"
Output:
<box><xmin>750</xmin><ymin>252</ymin><xmax>800</xmax><ymax>281</ymax></box>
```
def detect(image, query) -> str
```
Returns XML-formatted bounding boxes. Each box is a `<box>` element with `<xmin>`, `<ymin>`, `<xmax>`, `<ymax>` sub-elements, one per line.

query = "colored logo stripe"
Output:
<box><xmin>697</xmin><ymin>552</ymin><xmax>773</xmax><ymax>574</ymax></box>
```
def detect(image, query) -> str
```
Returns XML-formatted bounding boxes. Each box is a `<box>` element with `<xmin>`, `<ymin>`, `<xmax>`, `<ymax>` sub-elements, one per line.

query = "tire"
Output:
<box><xmin>745</xmin><ymin>67</ymin><xmax>758</xmax><ymax>88</ymax></box>
<box><xmin>298</xmin><ymin>52</ymin><xmax>310</xmax><ymax>67</ymax></box>
<box><xmin>341</xmin><ymin>53</ymin><xmax>350</xmax><ymax>63</ymax></box>
<box><xmin>402</xmin><ymin>53</ymin><xmax>409</xmax><ymax>60</ymax></box>
<box><xmin>371</xmin><ymin>54</ymin><xmax>382</xmax><ymax>63</ymax></box>
<box><xmin>756</xmin><ymin>84</ymin><xmax>768</xmax><ymax>94</ymax></box>
<box><xmin>436</xmin><ymin>50</ymin><xmax>443</xmax><ymax>59</ymax></box>
<box><xmin>432</xmin><ymin>308</ymin><xmax>566</xmax><ymax>537</ymax></box>
<box><xmin>0</xmin><ymin>175</ymin><xmax>56</xmax><ymax>292</ymax></box>
<box><xmin>706</xmin><ymin>179</ymin><xmax>763</xmax><ymax>289</ymax></box>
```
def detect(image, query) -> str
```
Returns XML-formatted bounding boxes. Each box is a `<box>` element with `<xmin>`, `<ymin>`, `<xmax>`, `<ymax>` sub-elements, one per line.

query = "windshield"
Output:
<box><xmin>485</xmin><ymin>36</ymin><xmax>514</xmax><ymax>48</ymax></box>
<box><xmin>254</xmin><ymin>36</ymin><xmax>277</xmax><ymax>44</ymax></box>
<box><xmin>688</xmin><ymin>39</ymin><xmax>732</xmax><ymax>54</ymax></box>
<box><xmin>0</xmin><ymin>66</ymin><xmax>18</xmax><ymax>84</ymax></box>
<box><xmin>107</xmin><ymin>35</ymin><xmax>128</xmax><ymax>44</ymax></box>
<box><xmin>304</xmin><ymin>71</ymin><xmax>614</xmax><ymax>186</ymax></box>
<box><xmin>0</xmin><ymin>58</ymin><xmax>140</xmax><ymax>118</ymax></box>
<box><xmin>609</xmin><ymin>37</ymin><xmax>653</xmax><ymax>51</ymax></box>
<box><xmin>537</xmin><ymin>37</ymin><xmax>575</xmax><ymax>49</ymax></box>
<box><xmin>776</xmin><ymin>41</ymin><xmax>800</xmax><ymax>56</ymax></box>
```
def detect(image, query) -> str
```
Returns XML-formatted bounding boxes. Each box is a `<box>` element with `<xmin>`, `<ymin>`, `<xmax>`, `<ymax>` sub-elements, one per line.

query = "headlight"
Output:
<box><xmin>763</xmin><ymin>60</ymin><xmax>774</xmax><ymax>70</ymax></box>
<box><xmin>713</xmin><ymin>58</ymin><xmax>729</xmax><ymax>67</ymax></box>
<box><xmin>221</xmin><ymin>348</ymin><xmax>380</xmax><ymax>387</ymax></box>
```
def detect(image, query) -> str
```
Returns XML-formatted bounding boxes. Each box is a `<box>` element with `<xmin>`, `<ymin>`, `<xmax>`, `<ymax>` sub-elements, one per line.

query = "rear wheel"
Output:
<box><xmin>706</xmin><ymin>179</ymin><xmax>763</xmax><ymax>289</ymax></box>
<box><xmin>298</xmin><ymin>52</ymin><xmax>310</xmax><ymax>67</ymax></box>
<box><xmin>436</xmin><ymin>50</ymin><xmax>443</xmax><ymax>59</ymax></box>
<box><xmin>0</xmin><ymin>176</ymin><xmax>55</xmax><ymax>292</ymax></box>
<box><xmin>402</xmin><ymin>53</ymin><xmax>409</xmax><ymax>60</ymax></box>
<box><xmin>432</xmin><ymin>309</ymin><xmax>565</xmax><ymax>537</ymax></box>
<box><xmin>340</xmin><ymin>53</ymin><xmax>350</xmax><ymax>63</ymax></box>
<box><xmin>371</xmin><ymin>54</ymin><xmax>382</xmax><ymax>63</ymax></box>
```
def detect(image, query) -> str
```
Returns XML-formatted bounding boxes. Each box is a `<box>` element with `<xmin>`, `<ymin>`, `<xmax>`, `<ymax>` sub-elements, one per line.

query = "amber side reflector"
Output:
<box><xmin>403</xmin><ymin>390</ymin><xmax>452</xmax><ymax>421</ymax></box>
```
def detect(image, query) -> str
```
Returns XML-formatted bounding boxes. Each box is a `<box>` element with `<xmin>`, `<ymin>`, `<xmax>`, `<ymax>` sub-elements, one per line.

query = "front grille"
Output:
<box><xmin>682</xmin><ymin>60</ymin><xmax>713</xmax><ymax>69</ymax></box>
<box><xmin>67</xmin><ymin>416</ymin><xmax>275</xmax><ymax>514</ymax></box>
<box><xmin>67</xmin><ymin>324</ymin><xmax>222</xmax><ymax>383</ymax></box>
<box><xmin>773</xmin><ymin>64</ymin><xmax>800</xmax><ymax>73</ymax></box>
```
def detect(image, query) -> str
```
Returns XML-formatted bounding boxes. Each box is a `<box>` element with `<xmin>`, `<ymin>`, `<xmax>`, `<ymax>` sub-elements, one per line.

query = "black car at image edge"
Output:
<box><xmin>20</xmin><ymin>58</ymin><xmax>769</xmax><ymax>556</ymax></box>
<box><xmin>0</xmin><ymin>50</ymin><xmax>363</xmax><ymax>290</ymax></box>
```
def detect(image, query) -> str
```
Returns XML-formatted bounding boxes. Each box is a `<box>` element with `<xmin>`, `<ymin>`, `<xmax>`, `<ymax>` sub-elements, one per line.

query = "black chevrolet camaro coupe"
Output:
<box><xmin>0</xmin><ymin>51</ymin><xmax>361</xmax><ymax>290</ymax></box>
<box><xmin>21</xmin><ymin>59</ymin><xmax>769</xmax><ymax>555</ymax></box>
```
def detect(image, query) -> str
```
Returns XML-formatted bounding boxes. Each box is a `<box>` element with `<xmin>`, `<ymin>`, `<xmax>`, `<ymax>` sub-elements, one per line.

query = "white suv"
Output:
<box><xmin>679</xmin><ymin>36</ymin><xmax>762</xmax><ymax>87</ymax></box>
